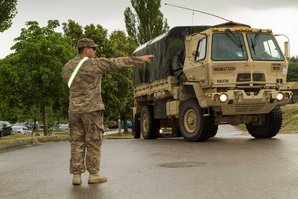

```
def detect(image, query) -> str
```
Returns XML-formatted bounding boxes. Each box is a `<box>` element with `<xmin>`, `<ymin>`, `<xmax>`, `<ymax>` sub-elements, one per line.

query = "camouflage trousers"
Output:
<box><xmin>69</xmin><ymin>111</ymin><xmax>104</xmax><ymax>174</ymax></box>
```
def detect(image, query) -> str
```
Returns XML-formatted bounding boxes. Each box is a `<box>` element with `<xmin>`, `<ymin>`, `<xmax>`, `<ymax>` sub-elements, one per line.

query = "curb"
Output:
<box><xmin>0</xmin><ymin>136</ymin><xmax>69</xmax><ymax>152</ymax></box>
<box><xmin>0</xmin><ymin>133</ymin><xmax>133</xmax><ymax>153</ymax></box>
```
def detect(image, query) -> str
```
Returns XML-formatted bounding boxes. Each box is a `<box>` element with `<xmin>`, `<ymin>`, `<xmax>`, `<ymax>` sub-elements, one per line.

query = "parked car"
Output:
<box><xmin>12</xmin><ymin>125</ymin><xmax>32</xmax><ymax>135</ymax></box>
<box><xmin>121</xmin><ymin>121</ymin><xmax>132</xmax><ymax>129</ymax></box>
<box><xmin>107</xmin><ymin>120</ymin><xmax>132</xmax><ymax>129</ymax></box>
<box><xmin>57</xmin><ymin>123</ymin><xmax>69</xmax><ymax>131</ymax></box>
<box><xmin>0</xmin><ymin>121</ymin><xmax>12</xmax><ymax>137</ymax></box>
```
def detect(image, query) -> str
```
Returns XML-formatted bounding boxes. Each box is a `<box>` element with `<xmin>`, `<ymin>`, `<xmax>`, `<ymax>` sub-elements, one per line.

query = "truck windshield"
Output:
<box><xmin>212</xmin><ymin>33</ymin><xmax>247</xmax><ymax>61</ymax></box>
<box><xmin>247</xmin><ymin>33</ymin><xmax>284</xmax><ymax>61</ymax></box>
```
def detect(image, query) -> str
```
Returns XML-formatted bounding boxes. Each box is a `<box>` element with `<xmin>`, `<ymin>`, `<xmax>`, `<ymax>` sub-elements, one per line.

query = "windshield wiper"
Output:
<box><xmin>251</xmin><ymin>38</ymin><xmax>256</xmax><ymax>54</ymax></box>
<box><xmin>251</xmin><ymin>30</ymin><xmax>262</xmax><ymax>55</ymax></box>
<box><xmin>225</xmin><ymin>29</ymin><xmax>243</xmax><ymax>48</ymax></box>
<box><xmin>224</xmin><ymin>29</ymin><xmax>244</xmax><ymax>55</ymax></box>
<box><xmin>252</xmin><ymin>30</ymin><xmax>262</xmax><ymax>47</ymax></box>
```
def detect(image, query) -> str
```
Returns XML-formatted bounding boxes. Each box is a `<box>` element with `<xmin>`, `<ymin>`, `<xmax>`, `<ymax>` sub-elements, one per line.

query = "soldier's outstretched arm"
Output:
<box><xmin>91</xmin><ymin>55</ymin><xmax>154</xmax><ymax>73</ymax></box>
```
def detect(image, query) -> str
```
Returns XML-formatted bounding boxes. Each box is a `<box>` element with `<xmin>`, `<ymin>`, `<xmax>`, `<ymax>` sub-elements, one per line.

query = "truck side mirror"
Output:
<box><xmin>274</xmin><ymin>34</ymin><xmax>290</xmax><ymax>60</ymax></box>
<box><xmin>284</xmin><ymin>41</ymin><xmax>290</xmax><ymax>60</ymax></box>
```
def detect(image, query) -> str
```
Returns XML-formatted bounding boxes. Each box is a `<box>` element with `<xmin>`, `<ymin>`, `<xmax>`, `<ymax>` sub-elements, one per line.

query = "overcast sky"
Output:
<box><xmin>0</xmin><ymin>0</ymin><xmax>298</xmax><ymax>58</ymax></box>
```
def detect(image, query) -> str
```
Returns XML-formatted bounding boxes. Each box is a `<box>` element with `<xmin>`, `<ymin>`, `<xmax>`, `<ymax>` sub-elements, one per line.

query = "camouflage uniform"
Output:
<box><xmin>62</xmin><ymin>38</ymin><xmax>146</xmax><ymax>175</ymax></box>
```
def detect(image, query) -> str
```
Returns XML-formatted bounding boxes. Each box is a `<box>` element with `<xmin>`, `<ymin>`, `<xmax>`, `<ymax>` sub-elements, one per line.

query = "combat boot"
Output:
<box><xmin>88</xmin><ymin>173</ymin><xmax>107</xmax><ymax>184</ymax></box>
<box><xmin>72</xmin><ymin>174</ymin><xmax>82</xmax><ymax>185</ymax></box>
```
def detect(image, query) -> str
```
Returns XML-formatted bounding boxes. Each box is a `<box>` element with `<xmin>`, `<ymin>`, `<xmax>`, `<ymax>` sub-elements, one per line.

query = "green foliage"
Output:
<box><xmin>102</xmin><ymin>69</ymin><xmax>134</xmax><ymax>122</ymax></box>
<box><xmin>109</xmin><ymin>30</ymin><xmax>136</xmax><ymax>56</ymax></box>
<box><xmin>0</xmin><ymin>56</ymin><xmax>23</xmax><ymax>121</ymax></box>
<box><xmin>125</xmin><ymin>0</ymin><xmax>169</xmax><ymax>45</ymax></box>
<box><xmin>288</xmin><ymin>57</ymin><xmax>298</xmax><ymax>102</ymax></box>
<box><xmin>84</xmin><ymin>24</ymin><xmax>112</xmax><ymax>57</ymax></box>
<box><xmin>102</xmin><ymin>30</ymin><xmax>137</xmax><ymax>123</ymax></box>
<box><xmin>62</xmin><ymin>21</ymin><xmax>113</xmax><ymax>57</ymax></box>
<box><xmin>62</xmin><ymin>19</ymin><xmax>83</xmax><ymax>47</ymax></box>
<box><xmin>0</xmin><ymin>0</ymin><xmax>17</xmax><ymax>32</ymax></box>
<box><xmin>288</xmin><ymin>57</ymin><xmax>298</xmax><ymax>81</ymax></box>
<box><xmin>124</xmin><ymin>7</ymin><xmax>137</xmax><ymax>44</ymax></box>
<box><xmin>0</xmin><ymin>20</ymin><xmax>76</xmax><ymax>135</ymax></box>
<box><xmin>108</xmin><ymin>31</ymin><xmax>136</xmax><ymax>122</ymax></box>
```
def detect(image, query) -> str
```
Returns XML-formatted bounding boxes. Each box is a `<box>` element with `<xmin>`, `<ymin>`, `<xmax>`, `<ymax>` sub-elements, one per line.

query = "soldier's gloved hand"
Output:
<box><xmin>141</xmin><ymin>55</ymin><xmax>154</xmax><ymax>63</ymax></box>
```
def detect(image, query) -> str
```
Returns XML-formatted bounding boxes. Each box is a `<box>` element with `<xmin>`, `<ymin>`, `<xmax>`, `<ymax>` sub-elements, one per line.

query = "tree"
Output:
<box><xmin>9</xmin><ymin>20</ymin><xmax>76</xmax><ymax>135</ymax></box>
<box><xmin>124</xmin><ymin>0</ymin><xmax>169</xmax><ymax>45</ymax></box>
<box><xmin>95</xmin><ymin>30</ymin><xmax>136</xmax><ymax>130</ymax></box>
<box><xmin>288</xmin><ymin>57</ymin><xmax>298</xmax><ymax>81</ymax></box>
<box><xmin>106</xmin><ymin>30</ymin><xmax>137</xmax><ymax>132</ymax></box>
<box><xmin>124</xmin><ymin>7</ymin><xmax>137</xmax><ymax>44</ymax></box>
<box><xmin>62</xmin><ymin>19</ymin><xmax>83</xmax><ymax>47</ymax></box>
<box><xmin>62</xmin><ymin>21</ymin><xmax>112</xmax><ymax>57</ymax></box>
<box><xmin>109</xmin><ymin>30</ymin><xmax>136</xmax><ymax>56</ymax></box>
<box><xmin>0</xmin><ymin>55</ymin><xmax>23</xmax><ymax>122</ymax></box>
<box><xmin>0</xmin><ymin>0</ymin><xmax>17</xmax><ymax>32</ymax></box>
<box><xmin>287</xmin><ymin>57</ymin><xmax>298</xmax><ymax>102</ymax></box>
<box><xmin>84</xmin><ymin>24</ymin><xmax>113</xmax><ymax>57</ymax></box>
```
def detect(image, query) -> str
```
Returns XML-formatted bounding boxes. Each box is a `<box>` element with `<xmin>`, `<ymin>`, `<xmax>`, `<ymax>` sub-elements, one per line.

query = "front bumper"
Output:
<box><xmin>205</xmin><ymin>89</ymin><xmax>292</xmax><ymax>115</ymax></box>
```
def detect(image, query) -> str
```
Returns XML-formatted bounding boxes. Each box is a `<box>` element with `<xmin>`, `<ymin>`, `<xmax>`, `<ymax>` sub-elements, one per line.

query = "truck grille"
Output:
<box><xmin>237</xmin><ymin>73</ymin><xmax>250</xmax><ymax>82</ymax></box>
<box><xmin>253</xmin><ymin>73</ymin><xmax>266</xmax><ymax>81</ymax></box>
<box><xmin>236</xmin><ymin>73</ymin><xmax>265</xmax><ymax>82</ymax></box>
<box><xmin>235</xmin><ymin>103</ymin><xmax>265</xmax><ymax>113</ymax></box>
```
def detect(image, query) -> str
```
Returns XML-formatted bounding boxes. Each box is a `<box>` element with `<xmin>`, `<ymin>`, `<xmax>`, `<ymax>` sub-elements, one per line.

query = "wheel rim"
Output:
<box><xmin>184</xmin><ymin>109</ymin><xmax>198</xmax><ymax>134</ymax></box>
<box><xmin>142</xmin><ymin>114</ymin><xmax>149</xmax><ymax>133</ymax></box>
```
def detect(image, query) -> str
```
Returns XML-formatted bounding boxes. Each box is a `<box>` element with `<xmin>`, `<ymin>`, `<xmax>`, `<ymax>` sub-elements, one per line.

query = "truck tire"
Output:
<box><xmin>209</xmin><ymin>122</ymin><xmax>218</xmax><ymax>138</ymax></box>
<box><xmin>132</xmin><ymin>114</ymin><xmax>141</xmax><ymax>139</ymax></box>
<box><xmin>172</xmin><ymin>50</ymin><xmax>187</xmax><ymax>82</ymax></box>
<box><xmin>179</xmin><ymin>99</ymin><xmax>211</xmax><ymax>142</ymax></box>
<box><xmin>140</xmin><ymin>106</ymin><xmax>160</xmax><ymax>139</ymax></box>
<box><xmin>208</xmin><ymin>110</ymin><xmax>218</xmax><ymax>138</ymax></box>
<box><xmin>246</xmin><ymin>106</ymin><xmax>282</xmax><ymax>138</ymax></box>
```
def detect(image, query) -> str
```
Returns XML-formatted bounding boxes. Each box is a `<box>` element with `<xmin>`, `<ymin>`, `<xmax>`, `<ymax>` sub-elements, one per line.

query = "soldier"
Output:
<box><xmin>62</xmin><ymin>38</ymin><xmax>153</xmax><ymax>185</ymax></box>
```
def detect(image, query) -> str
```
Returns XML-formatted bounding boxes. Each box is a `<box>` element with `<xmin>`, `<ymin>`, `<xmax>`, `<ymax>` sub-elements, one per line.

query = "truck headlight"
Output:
<box><xmin>284</xmin><ymin>92</ymin><xmax>290</xmax><ymax>100</ymax></box>
<box><xmin>219</xmin><ymin>93</ymin><xmax>228</xmax><ymax>103</ymax></box>
<box><xmin>276</xmin><ymin>92</ymin><xmax>284</xmax><ymax>101</ymax></box>
<box><xmin>214</xmin><ymin>94</ymin><xmax>220</xmax><ymax>102</ymax></box>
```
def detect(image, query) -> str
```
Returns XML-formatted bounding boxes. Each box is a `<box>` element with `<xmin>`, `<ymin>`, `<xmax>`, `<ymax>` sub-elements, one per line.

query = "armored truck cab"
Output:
<box><xmin>132</xmin><ymin>21</ymin><xmax>293</xmax><ymax>142</ymax></box>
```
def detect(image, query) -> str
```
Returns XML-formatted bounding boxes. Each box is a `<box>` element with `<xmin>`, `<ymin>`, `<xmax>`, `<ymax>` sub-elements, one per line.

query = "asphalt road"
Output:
<box><xmin>1</xmin><ymin>125</ymin><xmax>298</xmax><ymax>199</ymax></box>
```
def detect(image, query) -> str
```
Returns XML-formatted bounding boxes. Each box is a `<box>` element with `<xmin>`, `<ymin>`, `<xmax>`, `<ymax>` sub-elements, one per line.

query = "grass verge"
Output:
<box><xmin>0</xmin><ymin>132</ymin><xmax>69</xmax><ymax>145</ymax></box>
<box><xmin>0</xmin><ymin>130</ymin><xmax>133</xmax><ymax>145</ymax></box>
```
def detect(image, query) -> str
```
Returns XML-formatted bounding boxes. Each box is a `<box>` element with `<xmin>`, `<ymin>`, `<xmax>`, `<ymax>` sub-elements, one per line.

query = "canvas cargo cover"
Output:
<box><xmin>133</xmin><ymin>26</ymin><xmax>210</xmax><ymax>86</ymax></box>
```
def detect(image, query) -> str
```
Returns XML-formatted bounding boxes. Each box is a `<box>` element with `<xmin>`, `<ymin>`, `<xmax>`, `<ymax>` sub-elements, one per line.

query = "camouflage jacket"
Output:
<box><xmin>62</xmin><ymin>54</ymin><xmax>144</xmax><ymax>113</ymax></box>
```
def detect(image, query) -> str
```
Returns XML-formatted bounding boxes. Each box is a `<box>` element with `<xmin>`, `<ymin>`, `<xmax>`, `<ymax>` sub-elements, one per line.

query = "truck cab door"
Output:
<box><xmin>184</xmin><ymin>35</ymin><xmax>209</xmax><ymax>87</ymax></box>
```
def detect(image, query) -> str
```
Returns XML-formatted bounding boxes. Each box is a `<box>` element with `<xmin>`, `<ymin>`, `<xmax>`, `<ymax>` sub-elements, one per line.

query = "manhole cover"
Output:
<box><xmin>159</xmin><ymin>161</ymin><xmax>206</xmax><ymax>168</ymax></box>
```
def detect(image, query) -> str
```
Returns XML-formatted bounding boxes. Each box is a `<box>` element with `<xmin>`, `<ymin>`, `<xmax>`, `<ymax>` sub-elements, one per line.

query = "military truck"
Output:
<box><xmin>132</xmin><ymin>21</ymin><xmax>294</xmax><ymax>142</ymax></box>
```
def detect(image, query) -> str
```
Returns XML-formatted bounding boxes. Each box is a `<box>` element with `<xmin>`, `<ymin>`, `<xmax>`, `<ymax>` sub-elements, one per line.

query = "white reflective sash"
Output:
<box><xmin>67</xmin><ymin>57</ymin><xmax>89</xmax><ymax>88</ymax></box>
